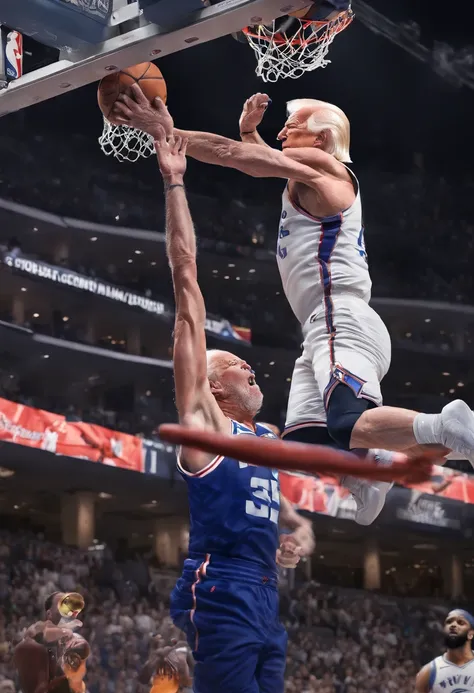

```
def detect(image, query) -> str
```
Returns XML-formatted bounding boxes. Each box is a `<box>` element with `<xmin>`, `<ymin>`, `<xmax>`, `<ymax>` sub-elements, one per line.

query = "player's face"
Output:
<box><xmin>443</xmin><ymin>612</ymin><xmax>474</xmax><ymax>649</ymax></box>
<box><xmin>212</xmin><ymin>354</ymin><xmax>263</xmax><ymax>415</ymax></box>
<box><xmin>277</xmin><ymin>108</ymin><xmax>322</xmax><ymax>149</ymax></box>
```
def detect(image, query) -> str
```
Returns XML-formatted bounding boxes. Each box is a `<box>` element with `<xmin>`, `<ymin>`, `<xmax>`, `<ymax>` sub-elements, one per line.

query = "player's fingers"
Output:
<box><xmin>172</xmin><ymin>136</ymin><xmax>181</xmax><ymax>154</ymax></box>
<box><xmin>180</xmin><ymin>137</ymin><xmax>188</xmax><ymax>155</ymax></box>
<box><xmin>112</xmin><ymin>101</ymin><xmax>134</xmax><ymax>119</ymax></box>
<box><xmin>130</xmin><ymin>82</ymin><xmax>149</xmax><ymax>104</ymax></box>
<box><xmin>154</xmin><ymin>97</ymin><xmax>169</xmax><ymax>115</ymax></box>
<box><xmin>108</xmin><ymin>115</ymin><xmax>129</xmax><ymax>126</ymax></box>
<box><xmin>154</xmin><ymin>124</ymin><xmax>167</xmax><ymax>149</ymax></box>
<box><xmin>117</xmin><ymin>92</ymin><xmax>136</xmax><ymax>110</ymax></box>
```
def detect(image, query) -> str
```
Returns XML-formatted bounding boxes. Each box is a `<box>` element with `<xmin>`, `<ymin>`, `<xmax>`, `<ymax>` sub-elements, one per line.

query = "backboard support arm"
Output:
<box><xmin>0</xmin><ymin>0</ymin><xmax>307</xmax><ymax>117</ymax></box>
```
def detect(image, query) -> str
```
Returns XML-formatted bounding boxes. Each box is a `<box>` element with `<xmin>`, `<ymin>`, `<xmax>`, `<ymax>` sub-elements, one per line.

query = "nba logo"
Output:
<box><xmin>5</xmin><ymin>31</ymin><xmax>23</xmax><ymax>80</ymax></box>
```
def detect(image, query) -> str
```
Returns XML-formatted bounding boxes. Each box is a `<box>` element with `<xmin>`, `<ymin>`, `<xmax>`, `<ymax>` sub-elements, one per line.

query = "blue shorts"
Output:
<box><xmin>170</xmin><ymin>559</ymin><xmax>287</xmax><ymax>693</ymax></box>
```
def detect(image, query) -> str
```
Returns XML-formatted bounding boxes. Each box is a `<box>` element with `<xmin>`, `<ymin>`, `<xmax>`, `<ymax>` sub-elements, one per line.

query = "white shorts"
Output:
<box><xmin>284</xmin><ymin>295</ymin><xmax>392</xmax><ymax>433</ymax></box>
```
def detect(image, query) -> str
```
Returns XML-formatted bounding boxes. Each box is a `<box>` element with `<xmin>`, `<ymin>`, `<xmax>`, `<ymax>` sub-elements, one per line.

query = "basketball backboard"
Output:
<box><xmin>0</xmin><ymin>0</ymin><xmax>308</xmax><ymax>118</ymax></box>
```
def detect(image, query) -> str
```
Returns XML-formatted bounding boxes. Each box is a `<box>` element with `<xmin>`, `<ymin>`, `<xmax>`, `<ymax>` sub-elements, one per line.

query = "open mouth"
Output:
<box><xmin>248</xmin><ymin>375</ymin><xmax>256</xmax><ymax>386</ymax></box>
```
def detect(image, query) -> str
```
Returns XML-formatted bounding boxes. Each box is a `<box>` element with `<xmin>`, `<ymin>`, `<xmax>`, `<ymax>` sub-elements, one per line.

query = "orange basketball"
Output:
<box><xmin>97</xmin><ymin>62</ymin><xmax>167</xmax><ymax>122</ymax></box>
<box><xmin>150</xmin><ymin>674</ymin><xmax>179</xmax><ymax>693</ymax></box>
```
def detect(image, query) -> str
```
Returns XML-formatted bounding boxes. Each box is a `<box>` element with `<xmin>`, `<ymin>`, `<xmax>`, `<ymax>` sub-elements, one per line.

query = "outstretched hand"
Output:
<box><xmin>154</xmin><ymin>125</ymin><xmax>188</xmax><ymax>179</ymax></box>
<box><xmin>239</xmin><ymin>93</ymin><xmax>271</xmax><ymax>134</ymax></box>
<box><xmin>109</xmin><ymin>83</ymin><xmax>174</xmax><ymax>138</ymax></box>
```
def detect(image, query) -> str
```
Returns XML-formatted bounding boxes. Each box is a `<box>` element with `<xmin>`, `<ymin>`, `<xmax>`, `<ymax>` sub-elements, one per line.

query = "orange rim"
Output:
<box><xmin>242</xmin><ymin>9</ymin><xmax>354</xmax><ymax>47</ymax></box>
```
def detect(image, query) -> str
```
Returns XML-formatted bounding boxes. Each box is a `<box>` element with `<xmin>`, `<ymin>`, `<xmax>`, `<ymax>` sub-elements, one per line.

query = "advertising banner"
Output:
<box><xmin>0</xmin><ymin>397</ymin><xmax>143</xmax><ymax>472</ymax></box>
<box><xmin>280</xmin><ymin>465</ymin><xmax>474</xmax><ymax>534</ymax></box>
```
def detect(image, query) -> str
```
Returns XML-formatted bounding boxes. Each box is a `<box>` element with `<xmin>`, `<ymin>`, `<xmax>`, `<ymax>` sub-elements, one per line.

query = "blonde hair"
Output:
<box><xmin>286</xmin><ymin>98</ymin><xmax>352</xmax><ymax>162</ymax></box>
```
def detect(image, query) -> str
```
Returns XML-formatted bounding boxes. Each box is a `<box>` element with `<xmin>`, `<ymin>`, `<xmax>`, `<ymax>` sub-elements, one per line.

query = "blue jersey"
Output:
<box><xmin>177</xmin><ymin>420</ymin><xmax>280</xmax><ymax>578</ymax></box>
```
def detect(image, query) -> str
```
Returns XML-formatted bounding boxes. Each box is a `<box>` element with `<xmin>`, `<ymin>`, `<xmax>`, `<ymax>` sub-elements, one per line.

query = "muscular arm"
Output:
<box><xmin>173</xmin><ymin>129</ymin><xmax>323</xmax><ymax>185</ymax></box>
<box><xmin>164</xmin><ymin>172</ymin><xmax>227</xmax><ymax>467</ymax></box>
<box><xmin>414</xmin><ymin>664</ymin><xmax>431</xmax><ymax>693</ymax></box>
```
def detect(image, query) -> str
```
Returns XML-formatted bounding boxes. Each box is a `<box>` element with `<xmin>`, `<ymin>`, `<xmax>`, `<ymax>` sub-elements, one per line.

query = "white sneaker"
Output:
<box><xmin>342</xmin><ymin>450</ymin><xmax>394</xmax><ymax>526</ymax></box>
<box><xmin>440</xmin><ymin>400</ymin><xmax>474</xmax><ymax>466</ymax></box>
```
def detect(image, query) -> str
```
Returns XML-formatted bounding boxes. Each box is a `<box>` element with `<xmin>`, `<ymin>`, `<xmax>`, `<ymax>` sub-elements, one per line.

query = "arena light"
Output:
<box><xmin>442</xmin><ymin>372</ymin><xmax>450</xmax><ymax>376</ymax></box>
<box><xmin>33</xmin><ymin>312</ymin><xmax>39</xmax><ymax>318</ymax></box>
<box><xmin>20</xmin><ymin>286</ymin><xmax>27</xmax><ymax>292</ymax></box>
<box><xmin>405</xmin><ymin>382</ymin><xmax>411</xmax><ymax>386</ymax></box>
<box><xmin>63</xmin><ymin>316</ymin><xmax>69</xmax><ymax>322</ymax></box>
<box><xmin>228</xmin><ymin>263</ymin><xmax>235</xmax><ymax>268</ymax></box>
<box><xmin>98</xmin><ymin>492</ymin><xmax>112</xmax><ymax>499</ymax></box>
<box><xmin>0</xmin><ymin>467</ymin><xmax>15</xmax><ymax>478</ymax></box>
<box><xmin>458</xmin><ymin>382</ymin><xmax>465</xmax><ymax>387</ymax></box>
<box><xmin>43</xmin><ymin>354</ymin><xmax>50</xmax><ymax>359</ymax></box>
<box><xmin>90</xmin><ymin>236</ymin><xmax>98</xmax><ymax>242</ymax></box>
<box><xmin>449</xmin><ymin>388</ymin><xmax>455</xmax><ymax>394</ymax></box>
<box><xmin>424</xmin><ymin>318</ymin><xmax>431</xmax><ymax>323</ymax></box>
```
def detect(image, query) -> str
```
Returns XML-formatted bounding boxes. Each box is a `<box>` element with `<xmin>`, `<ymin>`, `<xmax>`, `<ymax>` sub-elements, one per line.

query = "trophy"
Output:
<box><xmin>58</xmin><ymin>593</ymin><xmax>85</xmax><ymax>627</ymax></box>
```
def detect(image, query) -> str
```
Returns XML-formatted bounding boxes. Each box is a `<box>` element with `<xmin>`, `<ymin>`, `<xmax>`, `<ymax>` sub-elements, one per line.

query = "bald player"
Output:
<box><xmin>415</xmin><ymin>609</ymin><xmax>474</xmax><ymax>692</ymax></box>
<box><xmin>145</xmin><ymin>126</ymin><xmax>313</xmax><ymax>693</ymax></box>
<box><xmin>111</xmin><ymin>87</ymin><xmax>474</xmax><ymax>518</ymax></box>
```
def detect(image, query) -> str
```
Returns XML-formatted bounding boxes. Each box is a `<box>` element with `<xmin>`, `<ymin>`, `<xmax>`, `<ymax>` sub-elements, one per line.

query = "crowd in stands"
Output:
<box><xmin>0</xmin><ymin>528</ymin><xmax>471</xmax><ymax>693</ymax></box>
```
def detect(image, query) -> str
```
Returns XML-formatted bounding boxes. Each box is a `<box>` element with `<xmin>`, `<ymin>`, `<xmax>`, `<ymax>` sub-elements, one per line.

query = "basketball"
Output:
<box><xmin>97</xmin><ymin>62</ymin><xmax>167</xmax><ymax>122</ymax></box>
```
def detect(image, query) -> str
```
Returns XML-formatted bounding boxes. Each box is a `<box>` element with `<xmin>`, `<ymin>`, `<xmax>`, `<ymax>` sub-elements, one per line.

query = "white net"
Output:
<box><xmin>98</xmin><ymin>118</ymin><xmax>155</xmax><ymax>163</ymax></box>
<box><xmin>243</xmin><ymin>10</ymin><xmax>354</xmax><ymax>83</ymax></box>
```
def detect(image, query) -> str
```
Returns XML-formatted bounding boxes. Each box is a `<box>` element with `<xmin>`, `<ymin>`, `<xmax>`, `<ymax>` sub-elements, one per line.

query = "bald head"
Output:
<box><xmin>286</xmin><ymin>98</ymin><xmax>351</xmax><ymax>162</ymax></box>
<box><xmin>206</xmin><ymin>350</ymin><xmax>236</xmax><ymax>381</ymax></box>
<box><xmin>205</xmin><ymin>349</ymin><xmax>263</xmax><ymax>417</ymax></box>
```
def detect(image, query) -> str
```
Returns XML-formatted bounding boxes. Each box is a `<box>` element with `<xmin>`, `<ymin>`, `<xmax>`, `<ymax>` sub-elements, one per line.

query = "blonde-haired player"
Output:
<box><xmin>110</xmin><ymin>86</ymin><xmax>474</xmax><ymax>522</ymax></box>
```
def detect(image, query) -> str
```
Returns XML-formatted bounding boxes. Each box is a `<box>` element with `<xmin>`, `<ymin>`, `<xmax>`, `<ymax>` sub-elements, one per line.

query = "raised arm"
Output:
<box><xmin>110</xmin><ymin>85</ymin><xmax>324</xmax><ymax>187</ymax></box>
<box><xmin>239</xmin><ymin>93</ymin><xmax>272</xmax><ymax>148</ymax></box>
<box><xmin>154</xmin><ymin>126</ymin><xmax>228</xmax><ymax>470</ymax></box>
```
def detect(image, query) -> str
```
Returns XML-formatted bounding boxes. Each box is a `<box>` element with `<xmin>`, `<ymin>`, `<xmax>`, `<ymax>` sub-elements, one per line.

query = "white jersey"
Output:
<box><xmin>276</xmin><ymin>167</ymin><xmax>372</xmax><ymax>326</ymax></box>
<box><xmin>428</xmin><ymin>655</ymin><xmax>474</xmax><ymax>692</ymax></box>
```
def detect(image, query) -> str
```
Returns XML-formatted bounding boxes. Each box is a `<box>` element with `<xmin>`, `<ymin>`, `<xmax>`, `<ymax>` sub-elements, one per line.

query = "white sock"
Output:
<box><xmin>413</xmin><ymin>412</ymin><xmax>443</xmax><ymax>445</ymax></box>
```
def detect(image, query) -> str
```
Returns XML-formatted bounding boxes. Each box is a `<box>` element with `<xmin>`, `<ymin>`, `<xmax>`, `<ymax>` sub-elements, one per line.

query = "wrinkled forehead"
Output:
<box><xmin>285</xmin><ymin>106</ymin><xmax>316</xmax><ymax>127</ymax></box>
<box><xmin>207</xmin><ymin>350</ymin><xmax>239</xmax><ymax>371</ymax></box>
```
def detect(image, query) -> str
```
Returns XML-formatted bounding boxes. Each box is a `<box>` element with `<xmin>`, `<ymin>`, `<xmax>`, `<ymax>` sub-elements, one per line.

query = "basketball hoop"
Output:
<box><xmin>98</xmin><ymin>118</ymin><xmax>155</xmax><ymax>163</ymax></box>
<box><xmin>242</xmin><ymin>8</ymin><xmax>354</xmax><ymax>83</ymax></box>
